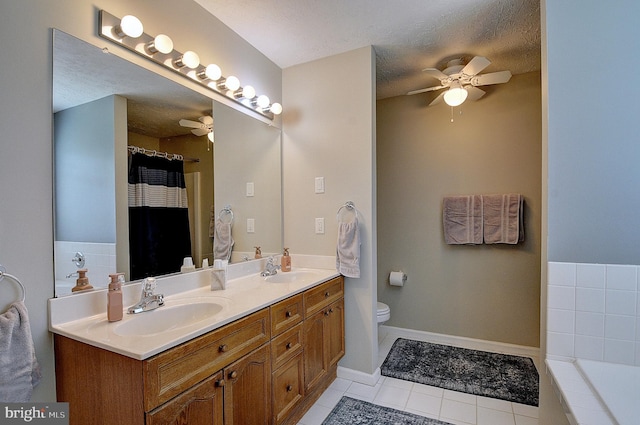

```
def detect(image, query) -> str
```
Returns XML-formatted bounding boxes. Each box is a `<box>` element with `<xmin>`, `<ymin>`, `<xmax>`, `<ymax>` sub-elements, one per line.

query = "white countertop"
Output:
<box><xmin>49</xmin><ymin>258</ymin><xmax>338</xmax><ymax>360</ymax></box>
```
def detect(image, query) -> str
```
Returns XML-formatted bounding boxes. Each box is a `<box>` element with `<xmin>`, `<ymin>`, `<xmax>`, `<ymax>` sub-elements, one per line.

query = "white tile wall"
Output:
<box><xmin>54</xmin><ymin>241</ymin><xmax>117</xmax><ymax>291</ymax></box>
<box><xmin>547</xmin><ymin>262</ymin><xmax>640</xmax><ymax>365</ymax></box>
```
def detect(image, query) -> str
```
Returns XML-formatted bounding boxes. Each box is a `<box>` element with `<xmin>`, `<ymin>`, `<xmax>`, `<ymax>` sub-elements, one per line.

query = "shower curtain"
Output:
<box><xmin>128</xmin><ymin>152</ymin><xmax>192</xmax><ymax>280</ymax></box>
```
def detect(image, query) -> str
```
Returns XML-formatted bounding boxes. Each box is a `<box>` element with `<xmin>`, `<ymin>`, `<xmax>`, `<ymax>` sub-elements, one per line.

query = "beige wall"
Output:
<box><xmin>282</xmin><ymin>47</ymin><xmax>378</xmax><ymax>375</ymax></box>
<box><xmin>377</xmin><ymin>72</ymin><xmax>542</xmax><ymax>348</ymax></box>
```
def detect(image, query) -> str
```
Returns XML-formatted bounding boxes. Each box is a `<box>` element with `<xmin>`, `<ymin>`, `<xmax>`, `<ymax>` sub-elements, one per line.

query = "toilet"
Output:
<box><xmin>377</xmin><ymin>302</ymin><xmax>391</xmax><ymax>325</ymax></box>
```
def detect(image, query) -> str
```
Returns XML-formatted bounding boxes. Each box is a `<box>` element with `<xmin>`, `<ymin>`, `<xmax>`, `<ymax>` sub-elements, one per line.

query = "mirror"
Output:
<box><xmin>52</xmin><ymin>30</ymin><xmax>282</xmax><ymax>296</ymax></box>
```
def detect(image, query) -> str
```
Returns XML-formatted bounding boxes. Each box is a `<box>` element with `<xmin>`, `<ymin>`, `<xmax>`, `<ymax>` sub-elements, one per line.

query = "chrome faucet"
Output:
<box><xmin>127</xmin><ymin>277</ymin><xmax>164</xmax><ymax>314</ymax></box>
<box><xmin>260</xmin><ymin>257</ymin><xmax>280</xmax><ymax>277</ymax></box>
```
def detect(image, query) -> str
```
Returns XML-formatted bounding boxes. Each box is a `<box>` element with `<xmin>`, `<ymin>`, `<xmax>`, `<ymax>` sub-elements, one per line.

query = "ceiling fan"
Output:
<box><xmin>407</xmin><ymin>56</ymin><xmax>512</xmax><ymax>107</ymax></box>
<box><xmin>179</xmin><ymin>115</ymin><xmax>214</xmax><ymax>142</ymax></box>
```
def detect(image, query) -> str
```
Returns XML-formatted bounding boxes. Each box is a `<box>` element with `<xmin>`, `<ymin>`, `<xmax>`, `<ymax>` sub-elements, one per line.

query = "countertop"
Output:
<box><xmin>49</xmin><ymin>261</ymin><xmax>339</xmax><ymax>360</ymax></box>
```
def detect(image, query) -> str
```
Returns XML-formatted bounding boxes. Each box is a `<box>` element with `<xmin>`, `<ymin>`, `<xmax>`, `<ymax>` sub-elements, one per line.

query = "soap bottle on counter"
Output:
<box><xmin>107</xmin><ymin>273</ymin><xmax>124</xmax><ymax>322</ymax></box>
<box><xmin>71</xmin><ymin>269</ymin><xmax>93</xmax><ymax>292</ymax></box>
<box><xmin>281</xmin><ymin>248</ymin><xmax>291</xmax><ymax>272</ymax></box>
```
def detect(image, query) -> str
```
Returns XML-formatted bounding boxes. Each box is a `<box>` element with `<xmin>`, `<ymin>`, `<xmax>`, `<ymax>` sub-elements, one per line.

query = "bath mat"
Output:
<box><xmin>381</xmin><ymin>338</ymin><xmax>539</xmax><ymax>406</ymax></box>
<box><xmin>321</xmin><ymin>396</ymin><xmax>452</xmax><ymax>425</ymax></box>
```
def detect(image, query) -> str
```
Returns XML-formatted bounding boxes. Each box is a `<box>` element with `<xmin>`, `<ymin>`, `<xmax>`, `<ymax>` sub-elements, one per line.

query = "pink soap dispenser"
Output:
<box><xmin>107</xmin><ymin>273</ymin><xmax>124</xmax><ymax>322</ymax></box>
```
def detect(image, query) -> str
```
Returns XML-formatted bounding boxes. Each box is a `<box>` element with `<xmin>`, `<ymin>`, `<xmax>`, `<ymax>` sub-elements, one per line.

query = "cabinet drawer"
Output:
<box><xmin>272</xmin><ymin>352</ymin><xmax>304</xmax><ymax>425</ymax></box>
<box><xmin>143</xmin><ymin>308</ymin><xmax>270</xmax><ymax>411</ymax></box>
<box><xmin>303</xmin><ymin>277</ymin><xmax>344</xmax><ymax>317</ymax></box>
<box><xmin>271</xmin><ymin>322</ymin><xmax>303</xmax><ymax>370</ymax></box>
<box><xmin>270</xmin><ymin>293</ymin><xmax>303</xmax><ymax>337</ymax></box>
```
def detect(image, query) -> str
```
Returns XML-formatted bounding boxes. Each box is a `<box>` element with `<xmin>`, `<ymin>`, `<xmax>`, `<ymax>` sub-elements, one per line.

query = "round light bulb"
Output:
<box><xmin>225</xmin><ymin>76</ymin><xmax>240</xmax><ymax>91</ymax></box>
<box><xmin>205</xmin><ymin>64</ymin><xmax>222</xmax><ymax>80</ymax></box>
<box><xmin>241</xmin><ymin>85</ymin><xmax>256</xmax><ymax>99</ymax></box>
<box><xmin>256</xmin><ymin>95</ymin><xmax>270</xmax><ymax>108</ymax></box>
<box><xmin>146</xmin><ymin>34</ymin><xmax>173</xmax><ymax>54</ymax></box>
<box><xmin>443</xmin><ymin>85</ymin><xmax>468</xmax><ymax>107</ymax></box>
<box><xmin>117</xmin><ymin>15</ymin><xmax>143</xmax><ymax>38</ymax></box>
<box><xmin>181</xmin><ymin>51</ymin><xmax>200</xmax><ymax>69</ymax></box>
<box><xmin>270</xmin><ymin>102</ymin><xmax>283</xmax><ymax>115</ymax></box>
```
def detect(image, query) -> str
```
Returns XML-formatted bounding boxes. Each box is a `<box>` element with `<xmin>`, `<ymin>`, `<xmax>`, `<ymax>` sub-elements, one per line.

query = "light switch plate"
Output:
<box><xmin>246</xmin><ymin>182</ymin><xmax>254</xmax><ymax>197</ymax></box>
<box><xmin>247</xmin><ymin>218</ymin><xmax>255</xmax><ymax>233</ymax></box>
<box><xmin>315</xmin><ymin>217</ymin><xmax>325</xmax><ymax>234</ymax></box>
<box><xmin>315</xmin><ymin>177</ymin><xmax>325</xmax><ymax>194</ymax></box>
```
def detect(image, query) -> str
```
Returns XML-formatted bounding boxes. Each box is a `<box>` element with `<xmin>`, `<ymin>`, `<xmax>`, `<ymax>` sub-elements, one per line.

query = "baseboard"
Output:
<box><xmin>380</xmin><ymin>325</ymin><xmax>541</xmax><ymax>360</ymax></box>
<box><xmin>337</xmin><ymin>365</ymin><xmax>381</xmax><ymax>386</ymax></box>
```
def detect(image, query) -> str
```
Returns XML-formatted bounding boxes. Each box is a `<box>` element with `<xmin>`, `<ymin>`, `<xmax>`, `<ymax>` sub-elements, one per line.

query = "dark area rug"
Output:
<box><xmin>322</xmin><ymin>396</ymin><xmax>452</xmax><ymax>425</ymax></box>
<box><xmin>381</xmin><ymin>338</ymin><xmax>539</xmax><ymax>406</ymax></box>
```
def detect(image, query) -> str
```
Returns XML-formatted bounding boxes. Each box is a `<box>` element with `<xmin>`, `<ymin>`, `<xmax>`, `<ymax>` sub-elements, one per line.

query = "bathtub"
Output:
<box><xmin>576</xmin><ymin>359</ymin><xmax>640</xmax><ymax>425</ymax></box>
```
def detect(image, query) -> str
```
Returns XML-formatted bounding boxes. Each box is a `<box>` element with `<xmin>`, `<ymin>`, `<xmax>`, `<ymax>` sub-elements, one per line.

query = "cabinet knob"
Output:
<box><xmin>216</xmin><ymin>379</ymin><xmax>226</xmax><ymax>387</ymax></box>
<box><xmin>324</xmin><ymin>310</ymin><xmax>329</xmax><ymax>316</ymax></box>
<box><xmin>229</xmin><ymin>371</ymin><xmax>238</xmax><ymax>379</ymax></box>
<box><xmin>286</xmin><ymin>342</ymin><xmax>292</xmax><ymax>349</ymax></box>
<box><xmin>285</xmin><ymin>311</ymin><xmax>293</xmax><ymax>318</ymax></box>
<box><xmin>329</xmin><ymin>308</ymin><xmax>334</xmax><ymax>313</ymax></box>
<box><xmin>219</xmin><ymin>344</ymin><xmax>228</xmax><ymax>352</ymax></box>
<box><xmin>286</xmin><ymin>385</ymin><xmax>293</xmax><ymax>392</ymax></box>
<box><xmin>325</xmin><ymin>291</ymin><xmax>330</xmax><ymax>298</ymax></box>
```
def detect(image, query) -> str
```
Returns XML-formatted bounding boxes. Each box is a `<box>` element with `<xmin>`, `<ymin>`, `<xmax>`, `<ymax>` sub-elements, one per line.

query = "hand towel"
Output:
<box><xmin>482</xmin><ymin>194</ymin><xmax>524</xmax><ymax>244</ymax></box>
<box><xmin>0</xmin><ymin>301</ymin><xmax>41</xmax><ymax>402</ymax></box>
<box><xmin>213</xmin><ymin>218</ymin><xmax>234</xmax><ymax>261</ymax></box>
<box><xmin>336</xmin><ymin>219</ymin><xmax>360</xmax><ymax>278</ymax></box>
<box><xmin>442</xmin><ymin>195</ymin><xmax>483</xmax><ymax>244</ymax></box>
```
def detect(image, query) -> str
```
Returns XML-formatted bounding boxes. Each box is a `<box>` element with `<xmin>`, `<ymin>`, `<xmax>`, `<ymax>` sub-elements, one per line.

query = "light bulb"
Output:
<box><xmin>225</xmin><ymin>76</ymin><xmax>240</xmax><ymax>91</ymax></box>
<box><xmin>443</xmin><ymin>82</ymin><xmax>468</xmax><ymax>107</ymax></box>
<box><xmin>174</xmin><ymin>51</ymin><xmax>200</xmax><ymax>69</ymax></box>
<box><xmin>208</xmin><ymin>131</ymin><xmax>214</xmax><ymax>143</ymax></box>
<box><xmin>234</xmin><ymin>85</ymin><xmax>256</xmax><ymax>99</ymax></box>
<box><xmin>256</xmin><ymin>95</ymin><xmax>270</xmax><ymax>109</ymax></box>
<box><xmin>115</xmin><ymin>15</ymin><xmax>143</xmax><ymax>38</ymax></box>
<box><xmin>146</xmin><ymin>34</ymin><xmax>173</xmax><ymax>54</ymax></box>
<box><xmin>199</xmin><ymin>64</ymin><xmax>222</xmax><ymax>81</ymax></box>
<box><xmin>269</xmin><ymin>103</ymin><xmax>283</xmax><ymax>115</ymax></box>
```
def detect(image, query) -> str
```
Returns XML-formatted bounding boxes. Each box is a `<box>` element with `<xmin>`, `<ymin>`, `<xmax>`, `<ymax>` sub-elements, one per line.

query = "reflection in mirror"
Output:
<box><xmin>52</xmin><ymin>30</ymin><xmax>282</xmax><ymax>296</ymax></box>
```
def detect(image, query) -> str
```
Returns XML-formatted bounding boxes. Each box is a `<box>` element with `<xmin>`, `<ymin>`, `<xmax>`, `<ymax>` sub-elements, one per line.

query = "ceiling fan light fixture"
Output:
<box><xmin>443</xmin><ymin>82</ymin><xmax>468</xmax><ymax>107</ymax></box>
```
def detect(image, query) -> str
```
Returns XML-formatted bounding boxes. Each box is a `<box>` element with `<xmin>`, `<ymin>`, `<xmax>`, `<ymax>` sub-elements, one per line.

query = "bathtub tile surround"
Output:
<box><xmin>54</xmin><ymin>241</ymin><xmax>116</xmax><ymax>293</ymax></box>
<box><xmin>547</xmin><ymin>262</ymin><xmax>639</xmax><ymax>364</ymax></box>
<box><xmin>546</xmin><ymin>261</ymin><xmax>640</xmax><ymax>425</ymax></box>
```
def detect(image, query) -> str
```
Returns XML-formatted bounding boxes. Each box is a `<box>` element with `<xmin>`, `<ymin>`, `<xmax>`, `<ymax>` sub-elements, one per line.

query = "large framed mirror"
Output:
<box><xmin>53</xmin><ymin>30</ymin><xmax>282</xmax><ymax>296</ymax></box>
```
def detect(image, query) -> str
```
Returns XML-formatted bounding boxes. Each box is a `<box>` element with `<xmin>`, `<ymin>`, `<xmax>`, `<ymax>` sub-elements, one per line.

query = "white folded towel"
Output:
<box><xmin>213</xmin><ymin>218</ymin><xmax>234</xmax><ymax>261</ymax></box>
<box><xmin>0</xmin><ymin>301</ymin><xmax>41</xmax><ymax>402</ymax></box>
<box><xmin>482</xmin><ymin>194</ymin><xmax>524</xmax><ymax>244</ymax></box>
<box><xmin>442</xmin><ymin>195</ymin><xmax>483</xmax><ymax>244</ymax></box>
<box><xmin>336</xmin><ymin>219</ymin><xmax>360</xmax><ymax>278</ymax></box>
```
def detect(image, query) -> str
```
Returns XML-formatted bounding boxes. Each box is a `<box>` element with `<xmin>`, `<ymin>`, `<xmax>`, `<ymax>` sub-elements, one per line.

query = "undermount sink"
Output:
<box><xmin>264</xmin><ymin>269</ymin><xmax>324</xmax><ymax>284</ymax></box>
<box><xmin>114</xmin><ymin>301</ymin><xmax>225</xmax><ymax>337</ymax></box>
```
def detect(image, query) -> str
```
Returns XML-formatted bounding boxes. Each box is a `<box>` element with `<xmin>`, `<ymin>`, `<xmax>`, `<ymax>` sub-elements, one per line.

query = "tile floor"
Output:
<box><xmin>297</xmin><ymin>329</ymin><xmax>540</xmax><ymax>425</ymax></box>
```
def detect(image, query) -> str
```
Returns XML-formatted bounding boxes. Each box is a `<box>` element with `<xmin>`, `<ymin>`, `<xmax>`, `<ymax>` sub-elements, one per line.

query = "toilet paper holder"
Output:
<box><xmin>389</xmin><ymin>271</ymin><xmax>407</xmax><ymax>286</ymax></box>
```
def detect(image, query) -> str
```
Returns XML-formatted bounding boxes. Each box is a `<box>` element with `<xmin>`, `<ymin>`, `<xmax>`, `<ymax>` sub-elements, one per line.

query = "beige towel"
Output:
<box><xmin>213</xmin><ymin>218</ymin><xmax>234</xmax><ymax>260</ymax></box>
<box><xmin>336</xmin><ymin>219</ymin><xmax>360</xmax><ymax>278</ymax></box>
<box><xmin>443</xmin><ymin>195</ymin><xmax>483</xmax><ymax>244</ymax></box>
<box><xmin>482</xmin><ymin>194</ymin><xmax>524</xmax><ymax>244</ymax></box>
<box><xmin>0</xmin><ymin>301</ymin><xmax>41</xmax><ymax>402</ymax></box>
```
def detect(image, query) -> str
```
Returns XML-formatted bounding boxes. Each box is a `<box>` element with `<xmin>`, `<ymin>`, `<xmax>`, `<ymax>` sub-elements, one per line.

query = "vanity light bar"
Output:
<box><xmin>98</xmin><ymin>10</ymin><xmax>282</xmax><ymax>119</ymax></box>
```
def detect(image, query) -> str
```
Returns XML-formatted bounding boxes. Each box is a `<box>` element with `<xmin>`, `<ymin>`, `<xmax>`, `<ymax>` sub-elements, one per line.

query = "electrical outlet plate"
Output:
<box><xmin>315</xmin><ymin>177</ymin><xmax>325</xmax><ymax>194</ymax></box>
<box><xmin>246</xmin><ymin>182</ymin><xmax>254</xmax><ymax>197</ymax></box>
<box><xmin>315</xmin><ymin>217</ymin><xmax>325</xmax><ymax>234</ymax></box>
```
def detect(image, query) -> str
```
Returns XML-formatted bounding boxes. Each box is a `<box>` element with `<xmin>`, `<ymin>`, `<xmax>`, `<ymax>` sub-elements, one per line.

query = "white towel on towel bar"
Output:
<box><xmin>0</xmin><ymin>301</ymin><xmax>41</xmax><ymax>401</ymax></box>
<box><xmin>336</xmin><ymin>219</ymin><xmax>360</xmax><ymax>278</ymax></box>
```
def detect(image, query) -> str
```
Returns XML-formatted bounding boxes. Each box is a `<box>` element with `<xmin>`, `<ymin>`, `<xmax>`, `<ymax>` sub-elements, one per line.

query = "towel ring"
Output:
<box><xmin>0</xmin><ymin>265</ymin><xmax>26</xmax><ymax>302</ymax></box>
<box><xmin>219</xmin><ymin>205</ymin><xmax>234</xmax><ymax>224</ymax></box>
<box><xmin>337</xmin><ymin>201</ymin><xmax>358</xmax><ymax>223</ymax></box>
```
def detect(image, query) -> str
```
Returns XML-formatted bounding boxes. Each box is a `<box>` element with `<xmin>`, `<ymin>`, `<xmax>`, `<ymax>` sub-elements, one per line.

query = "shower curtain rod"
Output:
<box><xmin>127</xmin><ymin>145</ymin><xmax>200</xmax><ymax>163</ymax></box>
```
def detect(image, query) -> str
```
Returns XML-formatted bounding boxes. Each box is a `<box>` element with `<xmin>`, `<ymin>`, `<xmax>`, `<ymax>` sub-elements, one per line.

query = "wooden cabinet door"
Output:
<box><xmin>272</xmin><ymin>352</ymin><xmax>304</xmax><ymax>425</ymax></box>
<box><xmin>146</xmin><ymin>372</ymin><xmax>223</xmax><ymax>425</ymax></box>
<box><xmin>326</xmin><ymin>299</ymin><xmax>345</xmax><ymax>368</ymax></box>
<box><xmin>303</xmin><ymin>309</ymin><xmax>327</xmax><ymax>393</ymax></box>
<box><xmin>223</xmin><ymin>344</ymin><xmax>272</xmax><ymax>425</ymax></box>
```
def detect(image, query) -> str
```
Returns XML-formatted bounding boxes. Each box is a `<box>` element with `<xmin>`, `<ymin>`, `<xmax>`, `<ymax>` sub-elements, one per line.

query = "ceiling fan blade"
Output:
<box><xmin>461</xmin><ymin>56</ymin><xmax>491</xmax><ymax>76</ymax></box>
<box><xmin>465</xmin><ymin>86</ymin><xmax>485</xmax><ymax>101</ymax></box>
<box><xmin>199</xmin><ymin>115</ymin><xmax>213</xmax><ymax>125</ymax></box>
<box><xmin>179</xmin><ymin>119</ymin><xmax>204</xmax><ymax>129</ymax></box>
<box><xmin>407</xmin><ymin>85</ymin><xmax>446</xmax><ymax>96</ymax></box>
<box><xmin>422</xmin><ymin>67</ymin><xmax>449</xmax><ymax>81</ymax></box>
<box><xmin>429</xmin><ymin>92</ymin><xmax>445</xmax><ymax>106</ymax></box>
<box><xmin>191</xmin><ymin>128</ymin><xmax>209</xmax><ymax>136</ymax></box>
<box><xmin>471</xmin><ymin>70</ymin><xmax>512</xmax><ymax>86</ymax></box>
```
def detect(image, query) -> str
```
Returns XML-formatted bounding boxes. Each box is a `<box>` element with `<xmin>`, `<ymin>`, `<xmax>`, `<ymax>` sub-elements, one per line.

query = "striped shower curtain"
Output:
<box><xmin>128</xmin><ymin>153</ymin><xmax>192</xmax><ymax>280</ymax></box>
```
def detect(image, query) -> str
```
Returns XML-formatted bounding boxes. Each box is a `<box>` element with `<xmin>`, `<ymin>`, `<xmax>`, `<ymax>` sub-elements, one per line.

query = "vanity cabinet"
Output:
<box><xmin>54</xmin><ymin>276</ymin><xmax>344</xmax><ymax>425</ymax></box>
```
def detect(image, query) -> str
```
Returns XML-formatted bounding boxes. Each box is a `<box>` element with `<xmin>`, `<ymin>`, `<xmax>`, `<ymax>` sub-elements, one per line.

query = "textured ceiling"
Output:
<box><xmin>194</xmin><ymin>0</ymin><xmax>541</xmax><ymax>99</ymax></box>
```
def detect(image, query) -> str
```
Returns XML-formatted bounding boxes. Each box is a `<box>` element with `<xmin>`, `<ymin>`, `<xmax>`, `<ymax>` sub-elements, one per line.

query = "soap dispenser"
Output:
<box><xmin>107</xmin><ymin>273</ymin><xmax>124</xmax><ymax>322</ymax></box>
<box><xmin>71</xmin><ymin>269</ymin><xmax>93</xmax><ymax>292</ymax></box>
<box><xmin>254</xmin><ymin>246</ymin><xmax>262</xmax><ymax>259</ymax></box>
<box><xmin>281</xmin><ymin>248</ymin><xmax>291</xmax><ymax>272</ymax></box>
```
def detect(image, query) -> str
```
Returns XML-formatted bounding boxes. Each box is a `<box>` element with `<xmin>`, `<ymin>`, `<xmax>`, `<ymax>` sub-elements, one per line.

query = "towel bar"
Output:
<box><xmin>0</xmin><ymin>264</ymin><xmax>26</xmax><ymax>302</ymax></box>
<box><xmin>337</xmin><ymin>201</ymin><xmax>358</xmax><ymax>223</ymax></box>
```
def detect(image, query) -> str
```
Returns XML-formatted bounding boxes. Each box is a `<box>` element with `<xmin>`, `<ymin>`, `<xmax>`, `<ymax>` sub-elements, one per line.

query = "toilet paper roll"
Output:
<box><xmin>389</xmin><ymin>271</ymin><xmax>407</xmax><ymax>286</ymax></box>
